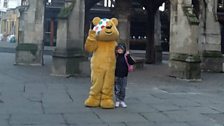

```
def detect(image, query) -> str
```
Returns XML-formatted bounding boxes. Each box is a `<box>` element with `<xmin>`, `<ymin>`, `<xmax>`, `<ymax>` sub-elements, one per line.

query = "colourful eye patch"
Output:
<box><xmin>93</xmin><ymin>18</ymin><xmax>110</xmax><ymax>34</ymax></box>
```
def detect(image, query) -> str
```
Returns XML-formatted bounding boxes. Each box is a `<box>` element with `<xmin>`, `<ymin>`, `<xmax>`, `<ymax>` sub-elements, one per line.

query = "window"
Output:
<box><xmin>218</xmin><ymin>0</ymin><xmax>224</xmax><ymax>8</ymax></box>
<box><xmin>22</xmin><ymin>0</ymin><xmax>29</xmax><ymax>6</ymax></box>
<box><xmin>104</xmin><ymin>0</ymin><xmax>115</xmax><ymax>8</ymax></box>
<box><xmin>218</xmin><ymin>0</ymin><xmax>224</xmax><ymax>11</ymax></box>
<box><xmin>3</xmin><ymin>0</ymin><xmax>8</xmax><ymax>8</ymax></box>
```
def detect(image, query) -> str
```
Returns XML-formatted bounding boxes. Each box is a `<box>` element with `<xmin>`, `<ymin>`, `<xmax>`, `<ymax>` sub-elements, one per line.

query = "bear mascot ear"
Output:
<box><xmin>92</xmin><ymin>17</ymin><xmax>101</xmax><ymax>26</ymax></box>
<box><xmin>111</xmin><ymin>18</ymin><xmax>118</xmax><ymax>26</ymax></box>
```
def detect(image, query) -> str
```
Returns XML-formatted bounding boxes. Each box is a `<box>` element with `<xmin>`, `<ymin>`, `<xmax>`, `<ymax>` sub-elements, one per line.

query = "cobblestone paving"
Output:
<box><xmin>0</xmin><ymin>53</ymin><xmax>223</xmax><ymax>126</ymax></box>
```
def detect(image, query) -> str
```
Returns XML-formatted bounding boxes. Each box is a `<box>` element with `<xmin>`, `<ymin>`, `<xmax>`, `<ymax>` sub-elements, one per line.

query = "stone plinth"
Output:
<box><xmin>15</xmin><ymin>43</ymin><xmax>43</xmax><ymax>65</ymax></box>
<box><xmin>169</xmin><ymin>53</ymin><xmax>201</xmax><ymax>80</ymax></box>
<box><xmin>201</xmin><ymin>51</ymin><xmax>223</xmax><ymax>72</ymax></box>
<box><xmin>52</xmin><ymin>49</ymin><xmax>90</xmax><ymax>76</ymax></box>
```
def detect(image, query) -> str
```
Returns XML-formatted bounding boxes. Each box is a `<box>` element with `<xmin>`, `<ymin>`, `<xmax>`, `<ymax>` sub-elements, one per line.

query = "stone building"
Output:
<box><xmin>0</xmin><ymin>0</ymin><xmax>21</xmax><ymax>12</ymax></box>
<box><xmin>15</xmin><ymin>0</ymin><xmax>224</xmax><ymax>81</ymax></box>
<box><xmin>0</xmin><ymin>0</ymin><xmax>21</xmax><ymax>40</ymax></box>
<box><xmin>1</xmin><ymin>8</ymin><xmax>19</xmax><ymax>40</ymax></box>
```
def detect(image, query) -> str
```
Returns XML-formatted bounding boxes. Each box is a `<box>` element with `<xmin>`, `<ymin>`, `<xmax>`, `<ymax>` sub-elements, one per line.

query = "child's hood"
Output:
<box><xmin>116</xmin><ymin>43</ymin><xmax>126</xmax><ymax>54</ymax></box>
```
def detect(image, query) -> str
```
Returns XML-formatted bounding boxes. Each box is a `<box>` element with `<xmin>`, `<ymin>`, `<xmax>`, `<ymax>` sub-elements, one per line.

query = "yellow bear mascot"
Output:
<box><xmin>84</xmin><ymin>17</ymin><xmax>119</xmax><ymax>109</ymax></box>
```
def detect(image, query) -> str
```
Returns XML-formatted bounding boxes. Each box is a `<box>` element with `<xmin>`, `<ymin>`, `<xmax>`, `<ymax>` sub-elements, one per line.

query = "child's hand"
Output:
<box><xmin>126</xmin><ymin>50</ymin><xmax>130</xmax><ymax>54</ymax></box>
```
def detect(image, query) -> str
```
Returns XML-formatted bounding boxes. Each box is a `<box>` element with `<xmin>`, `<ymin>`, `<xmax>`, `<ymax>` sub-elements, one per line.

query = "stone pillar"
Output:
<box><xmin>154</xmin><ymin>10</ymin><xmax>162</xmax><ymax>63</ymax></box>
<box><xmin>113</xmin><ymin>0</ymin><xmax>131</xmax><ymax>48</ymax></box>
<box><xmin>51</xmin><ymin>0</ymin><xmax>89</xmax><ymax>76</ymax></box>
<box><xmin>15</xmin><ymin>0</ymin><xmax>44</xmax><ymax>65</ymax></box>
<box><xmin>199</xmin><ymin>0</ymin><xmax>223</xmax><ymax>72</ymax></box>
<box><xmin>169</xmin><ymin>0</ymin><xmax>201</xmax><ymax>80</ymax></box>
<box><xmin>145</xmin><ymin>11</ymin><xmax>156</xmax><ymax>64</ymax></box>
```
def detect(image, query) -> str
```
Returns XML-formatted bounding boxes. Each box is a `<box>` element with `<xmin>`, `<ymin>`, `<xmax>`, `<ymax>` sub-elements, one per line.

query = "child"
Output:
<box><xmin>115</xmin><ymin>43</ymin><xmax>135</xmax><ymax>108</ymax></box>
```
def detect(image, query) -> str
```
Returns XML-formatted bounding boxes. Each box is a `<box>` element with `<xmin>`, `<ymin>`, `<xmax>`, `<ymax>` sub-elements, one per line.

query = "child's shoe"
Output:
<box><xmin>115</xmin><ymin>101</ymin><xmax>120</xmax><ymax>108</ymax></box>
<box><xmin>120</xmin><ymin>101</ymin><xmax>127</xmax><ymax>108</ymax></box>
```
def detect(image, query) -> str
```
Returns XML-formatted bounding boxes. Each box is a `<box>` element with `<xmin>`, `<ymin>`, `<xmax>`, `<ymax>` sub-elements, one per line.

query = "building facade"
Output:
<box><xmin>0</xmin><ymin>0</ymin><xmax>21</xmax><ymax>12</ymax></box>
<box><xmin>14</xmin><ymin>0</ymin><xmax>224</xmax><ymax>80</ymax></box>
<box><xmin>0</xmin><ymin>0</ymin><xmax>21</xmax><ymax>41</ymax></box>
<box><xmin>1</xmin><ymin>8</ymin><xmax>19</xmax><ymax>40</ymax></box>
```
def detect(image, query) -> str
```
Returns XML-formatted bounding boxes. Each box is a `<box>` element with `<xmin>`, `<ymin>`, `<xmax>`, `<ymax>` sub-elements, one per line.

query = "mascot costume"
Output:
<box><xmin>84</xmin><ymin>17</ymin><xmax>119</xmax><ymax>109</ymax></box>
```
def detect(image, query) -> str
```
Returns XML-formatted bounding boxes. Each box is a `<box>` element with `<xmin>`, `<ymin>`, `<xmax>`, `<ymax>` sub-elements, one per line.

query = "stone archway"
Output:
<box><xmin>15</xmin><ymin>0</ymin><xmax>223</xmax><ymax>80</ymax></box>
<box><xmin>140</xmin><ymin>0</ymin><xmax>167</xmax><ymax>64</ymax></box>
<box><xmin>85</xmin><ymin>0</ymin><xmax>166</xmax><ymax>64</ymax></box>
<box><xmin>84</xmin><ymin>0</ymin><xmax>203</xmax><ymax>80</ymax></box>
<box><xmin>16</xmin><ymin>0</ymin><xmax>197</xmax><ymax>78</ymax></box>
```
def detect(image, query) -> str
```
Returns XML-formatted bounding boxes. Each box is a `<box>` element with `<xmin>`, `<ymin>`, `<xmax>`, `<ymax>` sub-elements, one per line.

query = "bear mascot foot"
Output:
<box><xmin>84</xmin><ymin>96</ymin><xmax>100</xmax><ymax>107</ymax></box>
<box><xmin>100</xmin><ymin>98</ymin><xmax>114</xmax><ymax>109</ymax></box>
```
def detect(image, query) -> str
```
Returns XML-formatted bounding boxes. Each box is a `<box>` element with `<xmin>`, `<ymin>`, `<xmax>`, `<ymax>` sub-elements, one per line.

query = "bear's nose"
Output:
<box><xmin>106</xmin><ymin>25</ymin><xmax>112</xmax><ymax>29</ymax></box>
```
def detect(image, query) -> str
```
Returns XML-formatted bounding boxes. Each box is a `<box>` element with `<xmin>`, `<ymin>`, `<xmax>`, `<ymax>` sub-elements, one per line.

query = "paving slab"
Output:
<box><xmin>10</xmin><ymin>114</ymin><xmax>64</xmax><ymax>125</ymax></box>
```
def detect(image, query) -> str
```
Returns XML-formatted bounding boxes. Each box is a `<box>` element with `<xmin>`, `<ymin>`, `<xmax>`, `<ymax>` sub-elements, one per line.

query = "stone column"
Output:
<box><xmin>154</xmin><ymin>10</ymin><xmax>162</xmax><ymax>63</ymax></box>
<box><xmin>15</xmin><ymin>0</ymin><xmax>44</xmax><ymax>65</ymax></box>
<box><xmin>113</xmin><ymin>0</ymin><xmax>131</xmax><ymax>48</ymax></box>
<box><xmin>51</xmin><ymin>0</ymin><xmax>89</xmax><ymax>76</ymax></box>
<box><xmin>169</xmin><ymin>0</ymin><xmax>201</xmax><ymax>80</ymax></box>
<box><xmin>199</xmin><ymin>0</ymin><xmax>222</xmax><ymax>72</ymax></box>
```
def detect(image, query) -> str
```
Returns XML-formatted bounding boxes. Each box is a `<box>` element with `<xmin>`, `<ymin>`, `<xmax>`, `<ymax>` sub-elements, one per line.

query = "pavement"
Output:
<box><xmin>0</xmin><ymin>42</ymin><xmax>224</xmax><ymax>126</ymax></box>
<box><xmin>0</xmin><ymin>41</ymin><xmax>53</xmax><ymax>55</ymax></box>
<box><xmin>0</xmin><ymin>52</ymin><xmax>223</xmax><ymax>126</ymax></box>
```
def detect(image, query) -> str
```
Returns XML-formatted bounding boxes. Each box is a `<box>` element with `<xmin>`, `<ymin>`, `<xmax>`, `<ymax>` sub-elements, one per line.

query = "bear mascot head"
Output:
<box><xmin>92</xmin><ymin>17</ymin><xmax>119</xmax><ymax>41</ymax></box>
<box><xmin>84</xmin><ymin>17</ymin><xmax>119</xmax><ymax>109</ymax></box>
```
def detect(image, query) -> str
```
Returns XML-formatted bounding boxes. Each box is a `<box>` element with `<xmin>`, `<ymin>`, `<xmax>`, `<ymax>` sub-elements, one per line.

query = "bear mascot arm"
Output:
<box><xmin>84</xmin><ymin>17</ymin><xmax>101</xmax><ymax>52</ymax></box>
<box><xmin>85</xmin><ymin>30</ymin><xmax>98</xmax><ymax>52</ymax></box>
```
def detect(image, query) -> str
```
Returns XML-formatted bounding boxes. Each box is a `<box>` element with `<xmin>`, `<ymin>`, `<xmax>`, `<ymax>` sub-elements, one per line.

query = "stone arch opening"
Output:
<box><xmin>84</xmin><ymin>0</ymin><xmax>169</xmax><ymax>64</ymax></box>
<box><xmin>129</xmin><ymin>2</ymin><xmax>148</xmax><ymax>50</ymax></box>
<box><xmin>139</xmin><ymin>0</ymin><xmax>167</xmax><ymax>64</ymax></box>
